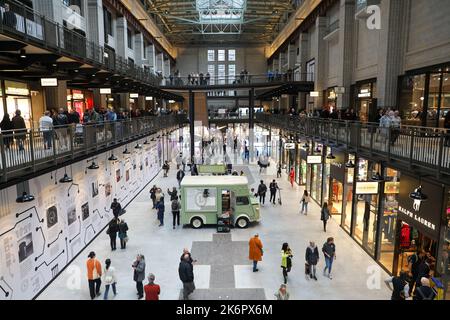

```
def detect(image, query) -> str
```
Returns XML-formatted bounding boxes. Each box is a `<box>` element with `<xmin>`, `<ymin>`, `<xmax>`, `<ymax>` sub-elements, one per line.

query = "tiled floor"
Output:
<box><xmin>38</xmin><ymin>146</ymin><xmax>391</xmax><ymax>300</ymax></box>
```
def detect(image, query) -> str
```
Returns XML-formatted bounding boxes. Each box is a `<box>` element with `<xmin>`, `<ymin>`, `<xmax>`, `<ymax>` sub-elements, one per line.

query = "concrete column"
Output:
<box><xmin>164</xmin><ymin>57</ymin><xmax>171</xmax><ymax>78</ymax></box>
<box><xmin>148</xmin><ymin>44</ymin><xmax>156</xmax><ymax>72</ymax></box>
<box><xmin>87</xmin><ymin>0</ymin><xmax>104</xmax><ymax>47</ymax></box>
<box><xmin>189</xmin><ymin>91</ymin><xmax>195</xmax><ymax>163</ymax></box>
<box><xmin>44</xmin><ymin>80</ymin><xmax>67</xmax><ymax>111</ymax></box>
<box><xmin>156</xmin><ymin>52</ymin><xmax>164</xmax><ymax>73</ymax></box>
<box><xmin>312</xmin><ymin>16</ymin><xmax>328</xmax><ymax>109</ymax></box>
<box><xmin>116</xmin><ymin>17</ymin><xmax>127</xmax><ymax>58</ymax></box>
<box><xmin>336</xmin><ymin>0</ymin><xmax>356</xmax><ymax>110</ymax></box>
<box><xmin>376</xmin><ymin>0</ymin><xmax>409</xmax><ymax>109</ymax></box>
<box><xmin>298</xmin><ymin>32</ymin><xmax>309</xmax><ymax>111</ymax></box>
<box><xmin>287</xmin><ymin>43</ymin><xmax>296</xmax><ymax>70</ymax></box>
<box><xmin>249</xmin><ymin>88</ymin><xmax>255</xmax><ymax>162</ymax></box>
<box><xmin>134</xmin><ymin>33</ymin><xmax>144</xmax><ymax>66</ymax></box>
<box><xmin>92</xmin><ymin>88</ymin><xmax>107</xmax><ymax>109</ymax></box>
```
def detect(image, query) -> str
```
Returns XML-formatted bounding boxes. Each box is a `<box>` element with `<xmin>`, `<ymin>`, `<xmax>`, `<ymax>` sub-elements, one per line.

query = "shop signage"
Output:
<box><xmin>130</xmin><ymin>93</ymin><xmax>139</xmax><ymax>98</ymax></box>
<box><xmin>335</xmin><ymin>87</ymin><xmax>345</xmax><ymax>94</ymax></box>
<box><xmin>384</xmin><ymin>182</ymin><xmax>400</xmax><ymax>194</ymax></box>
<box><xmin>284</xmin><ymin>143</ymin><xmax>295</xmax><ymax>150</ymax></box>
<box><xmin>73</xmin><ymin>93</ymin><xmax>84</xmax><ymax>100</ymax></box>
<box><xmin>307</xmin><ymin>155</ymin><xmax>322</xmax><ymax>164</ymax></box>
<box><xmin>355</xmin><ymin>182</ymin><xmax>379</xmax><ymax>194</ymax></box>
<box><xmin>398</xmin><ymin>175</ymin><xmax>443</xmax><ymax>239</ymax></box>
<box><xmin>310</xmin><ymin>91</ymin><xmax>319</xmax><ymax>97</ymax></box>
<box><xmin>146</xmin><ymin>96</ymin><xmax>153</xmax><ymax>101</ymax></box>
<box><xmin>358</xmin><ymin>89</ymin><xmax>371</xmax><ymax>98</ymax></box>
<box><xmin>5</xmin><ymin>87</ymin><xmax>29</xmax><ymax>96</ymax></box>
<box><xmin>100</xmin><ymin>88</ymin><xmax>111</xmax><ymax>94</ymax></box>
<box><xmin>330</xmin><ymin>151</ymin><xmax>346</xmax><ymax>182</ymax></box>
<box><xmin>40</xmin><ymin>78</ymin><xmax>58</xmax><ymax>87</ymax></box>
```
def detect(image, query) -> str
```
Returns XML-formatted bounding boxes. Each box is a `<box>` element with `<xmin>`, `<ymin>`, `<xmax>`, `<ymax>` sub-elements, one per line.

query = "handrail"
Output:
<box><xmin>0</xmin><ymin>114</ymin><xmax>187</xmax><ymax>183</ymax></box>
<box><xmin>255</xmin><ymin>113</ymin><xmax>450</xmax><ymax>178</ymax></box>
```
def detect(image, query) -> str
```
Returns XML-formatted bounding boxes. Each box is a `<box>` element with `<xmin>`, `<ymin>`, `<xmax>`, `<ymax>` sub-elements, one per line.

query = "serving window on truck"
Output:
<box><xmin>236</xmin><ymin>196</ymin><xmax>249</xmax><ymax>206</ymax></box>
<box><xmin>185</xmin><ymin>188</ymin><xmax>217</xmax><ymax>211</ymax></box>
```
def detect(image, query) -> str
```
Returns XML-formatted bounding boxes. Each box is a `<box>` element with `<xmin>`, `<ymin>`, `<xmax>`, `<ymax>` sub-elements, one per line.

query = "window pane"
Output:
<box><xmin>208</xmin><ymin>50</ymin><xmax>215</xmax><ymax>62</ymax></box>
<box><xmin>185</xmin><ymin>188</ymin><xmax>217</xmax><ymax>211</ymax></box>
<box><xmin>218</xmin><ymin>50</ymin><xmax>225</xmax><ymax>61</ymax></box>
<box><xmin>399</xmin><ymin>74</ymin><xmax>425</xmax><ymax>125</ymax></box>
<box><xmin>228</xmin><ymin>49</ymin><xmax>236</xmax><ymax>61</ymax></box>
<box><xmin>208</xmin><ymin>65</ymin><xmax>215</xmax><ymax>85</ymax></box>
<box><xmin>228</xmin><ymin>64</ymin><xmax>235</xmax><ymax>84</ymax></box>
<box><xmin>236</xmin><ymin>196</ymin><xmax>249</xmax><ymax>205</ymax></box>
<box><xmin>218</xmin><ymin>64</ymin><xmax>226</xmax><ymax>84</ymax></box>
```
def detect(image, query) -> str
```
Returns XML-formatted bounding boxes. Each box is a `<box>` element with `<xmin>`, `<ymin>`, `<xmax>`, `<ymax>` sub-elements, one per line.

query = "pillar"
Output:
<box><xmin>116</xmin><ymin>17</ymin><xmax>127</xmax><ymax>58</ymax></box>
<box><xmin>189</xmin><ymin>90</ymin><xmax>195</xmax><ymax>163</ymax></box>
<box><xmin>44</xmin><ymin>80</ymin><xmax>67</xmax><ymax>111</ymax></box>
<box><xmin>312</xmin><ymin>16</ymin><xmax>327</xmax><ymax>110</ymax></box>
<box><xmin>87</xmin><ymin>0</ymin><xmax>105</xmax><ymax>47</ymax></box>
<box><xmin>298</xmin><ymin>32</ymin><xmax>309</xmax><ymax>111</ymax></box>
<box><xmin>248</xmin><ymin>88</ymin><xmax>255</xmax><ymax>162</ymax></box>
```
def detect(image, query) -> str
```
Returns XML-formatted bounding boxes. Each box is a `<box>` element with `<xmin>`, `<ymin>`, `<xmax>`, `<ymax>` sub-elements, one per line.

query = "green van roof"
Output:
<box><xmin>181</xmin><ymin>175</ymin><xmax>249</xmax><ymax>187</ymax></box>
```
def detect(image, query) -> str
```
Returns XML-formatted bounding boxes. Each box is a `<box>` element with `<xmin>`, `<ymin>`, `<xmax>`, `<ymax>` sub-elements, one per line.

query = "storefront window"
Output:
<box><xmin>342</xmin><ymin>154</ymin><xmax>355</xmax><ymax>232</ymax></box>
<box><xmin>352</xmin><ymin>158</ymin><xmax>379</xmax><ymax>256</ymax></box>
<box><xmin>399</xmin><ymin>74</ymin><xmax>426</xmax><ymax>125</ymax></box>
<box><xmin>322</xmin><ymin>162</ymin><xmax>330</xmax><ymax>206</ymax></box>
<box><xmin>311</xmin><ymin>164</ymin><xmax>322</xmax><ymax>203</ymax></box>
<box><xmin>441</xmin><ymin>72</ymin><xmax>450</xmax><ymax>125</ymax></box>
<box><xmin>428</xmin><ymin>73</ymin><xmax>441</xmax><ymax>126</ymax></box>
<box><xmin>326</xmin><ymin>87</ymin><xmax>336</xmax><ymax>112</ymax></box>
<box><xmin>377</xmin><ymin>168</ymin><xmax>400</xmax><ymax>273</ymax></box>
<box><xmin>437</xmin><ymin>190</ymin><xmax>450</xmax><ymax>299</ymax></box>
<box><xmin>4</xmin><ymin>81</ymin><xmax>32</xmax><ymax>128</ymax></box>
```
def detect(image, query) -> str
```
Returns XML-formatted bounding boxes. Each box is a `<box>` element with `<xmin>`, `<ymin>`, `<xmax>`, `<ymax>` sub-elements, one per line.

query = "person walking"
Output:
<box><xmin>179</xmin><ymin>253</ymin><xmax>195</xmax><ymax>300</ymax></box>
<box><xmin>269</xmin><ymin>180</ymin><xmax>278</xmax><ymax>205</ymax></box>
<box><xmin>144</xmin><ymin>273</ymin><xmax>161</xmax><ymax>300</ymax></box>
<box><xmin>322</xmin><ymin>237</ymin><xmax>336</xmax><ymax>279</ymax></box>
<box><xmin>150</xmin><ymin>185</ymin><xmax>157</xmax><ymax>209</ymax></box>
<box><xmin>305</xmin><ymin>241</ymin><xmax>319</xmax><ymax>281</ymax></box>
<box><xmin>384</xmin><ymin>271</ymin><xmax>410</xmax><ymax>300</ymax></box>
<box><xmin>39</xmin><ymin>111</ymin><xmax>53</xmax><ymax>150</ymax></box>
<box><xmin>106</xmin><ymin>218</ymin><xmax>119</xmax><ymax>251</ymax></box>
<box><xmin>176</xmin><ymin>168</ymin><xmax>185</xmax><ymax>187</ymax></box>
<box><xmin>0</xmin><ymin>113</ymin><xmax>13</xmax><ymax>149</ymax></box>
<box><xmin>86</xmin><ymin>251</ymin><xmax>102</xmax><ymax>300</ymax></box>
<box><xmin>274</xmin><ymin>284</ymin><xmax>290</xmax><ymax>300</ymax></box>
<box><xmin>281</xmin><ymin>243</ymin><xmax>293</xmax><ymax>284</ymax></box>
<box><xmin>390</xmin><ymin>111</ymin><xmax>401</xmax><ymax>146</ymax></box>
<box><xmin>132</xmin><ymin>254</ymin><xmax>146</xmax><ymax>300</ymax></box>
<box><xmin>277</xmin><ymin>164</ymin><xmax>282</xmax><ymax>178</ymax></box>
<box><xmin>289</xmin><ymin>167</ymin><xmax>295</xmax><ymax>188</ymax></box>
<box><xmin>321</xmin><ymin>202</ymin><xmax>331</xmax><ymax>232</ymax></box>
<box><xmin>162</xmin><ymin>161</ymin><xmax>170</xmax><ymax>177</ymax></box>
<box><xmin>102</xmin><ymin>259</ymin><xmax>117</xmax><ymax>300</ymax></box>
<box><xmin>249</xmin><ymin>234</ymin><xmax>263</xmax><ymax>272</ymax></box>
<box><xmin>12</xmin><ymin>109</ymin><xmax>26</xmax><ymax>151</ymax></box>
<box><xmin>300</xmin><ymin>190</ymin><xmax>310</xmax><ymax>215</ymax></box>
<box><xmin>118</xmin><ymin>219</ymin><xmax>129</xmax><ymax>249</ymax></box>
<box><xmin>110</xmin><ymin>198</ymin><xmax>122</xmax><ymax>219</ymax></box>
<box><xmin>257</xmin><ymin>180</ymin><xmax>267</xmax><ymax>205</ymax></box>
<box><xmin>155</xmin><ymin>196</ymin><xmax>165</xmax><ymax>227</ymax></box>
<box><xmin>171</xmin><ymin>196</ymin><xmax>181</xmax><ymax>229</ymax></box>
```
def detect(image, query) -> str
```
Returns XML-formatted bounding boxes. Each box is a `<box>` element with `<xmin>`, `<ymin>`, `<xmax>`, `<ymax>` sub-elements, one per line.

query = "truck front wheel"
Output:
<box><xmin>190</xmin><ymin>217</ymin><xmax>204</xmax><ymax>229</ymax></box>
<box><xmin>236</xmin><ymin>217</ymin><xmax>249</xmax><ymax>229</ymax></box>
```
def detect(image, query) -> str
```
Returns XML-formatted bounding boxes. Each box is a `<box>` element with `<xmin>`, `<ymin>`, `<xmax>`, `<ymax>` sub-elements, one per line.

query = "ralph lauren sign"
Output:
<box><xmin>397</xmin><ymin>174</ymin><xmax>443</xmax><ymax>240</ymax></box>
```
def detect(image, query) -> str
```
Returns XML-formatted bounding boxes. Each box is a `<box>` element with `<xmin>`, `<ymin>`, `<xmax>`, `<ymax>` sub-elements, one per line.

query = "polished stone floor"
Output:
<box><xmin>38</xmin><ymin>146</ymin><xmax>391</xmax><ymax>300</ymax></box>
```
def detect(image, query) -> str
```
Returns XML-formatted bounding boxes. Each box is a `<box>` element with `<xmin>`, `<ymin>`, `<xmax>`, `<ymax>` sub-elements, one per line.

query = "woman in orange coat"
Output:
<box><xmin>249</xmin><ymin>234</ymin><xmax>263</xmax><ymax>272</ymax></box>
<box><xmin>289</xmin><ymin>167</ymin><xmax>295</xmax><ymax>188</ymax></box>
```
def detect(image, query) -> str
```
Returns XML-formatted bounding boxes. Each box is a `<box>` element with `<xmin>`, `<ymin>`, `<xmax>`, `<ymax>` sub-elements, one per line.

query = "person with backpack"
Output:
<box><xmin>106</xmin><ymin>218</ymin><xmax>120</xmax><ymax>251</ymax></box>
<box><xmin>155</xmin><ymin>197</ymin><xmax>165</xmax><ymax>227</ymax></box>
<box><xmin>167</xmin><ymin>187</ymin><xmax>178</xmax><ymax>201</ymax></box>
<box><xmin>257</xmin><ymin>180</ymin><xmax>267</xmax><ymax>205</ymax></box>
<box><xmin>269</xmin><ymin>180</ymin><xmax>278</xmax><ymax>205</ymax></box>
<box><xmin>86</xmin><ymin>251</ymin><xmax>102</xmax><ymax>299</ymax></box>
<box><xmin>102</xmin><ymin>259</ymin><xmax>117</xmax><ymax>300</ymax></box>
<box><xmin>384</xmin><ymin>271</ymin><xmax>410</xmax><ymax>300</ymax></box>
<box><xmin>176</xmin><ymin>168</ymin><xmax>185</xmax><ymax>187</ymax></box>
<box><xmin>281</xmin><ymin>243</ymin><xmax>293</xmax><ymax>284</ymax></box>
<box><xmin>321</xmin><ymin>202</ymin><xmax>331</xmax><ymax>232</ymax></box>
<box><xmin>110</xmin><ymin>198</ymin><xmax>122</xmax><ymax>219</ymax></box>
<box><xmin>118</xmin><ymin>219</ymin><xmax>129</xmax><ymax>249</ymax></box>
<box><xmin>171</xmin><ymin>196</ymin><xmax>181</xmax><ymax>229</ymax></box>
<box><xmin>322</xmin><ymin>237</ymin><xmax>336</xmax><ymax>279</ymax></box>
<box><xmin>305</xmin><ymin>241</ymin><xmax>319</xmax><ymax>281</ymax></box>
<box><xmin>132</xmin><ymin>254</ymin><xmax>146</xmax><ymax>300</ymax></box>
<box><xmin>414</xmin><ymin>277</ymin><xmax>436</xmax><ymax>300</ymax></box>
<box><xmin>300</xmin><ymin>190</ymin><xmax>310</xmax><ymax>215</ymax></box>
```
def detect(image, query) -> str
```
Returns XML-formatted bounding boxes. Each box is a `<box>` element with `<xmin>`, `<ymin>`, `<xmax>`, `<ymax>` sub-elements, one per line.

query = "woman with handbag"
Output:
<box><xmin>281</xmin><ymin>243</ymin><xmax>293</xmax><ymax>284</ymax></box>
<box><xmin>300</xmin><ymin>190</ymin><xmax>310</xmax><ymax>215</ymax></box>
<box><xmin>321</xmin><ymin>202</ymin><xmax>331</xmax><ymax>232</ymax></box>
<box><xmin>118</xmin><ymin>219</ymin><xmax>129</xmax><ymax>249</ymax></box>
<box><xmin>102</xmin><ymin>259</ymin><xmax>117</xmax><ymax>300</ymax></box>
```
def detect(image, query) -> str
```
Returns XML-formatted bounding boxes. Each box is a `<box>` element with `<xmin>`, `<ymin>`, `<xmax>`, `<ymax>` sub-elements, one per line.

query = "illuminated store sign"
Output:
<box><xmin>355</xmin><ymin>182</ymin><xmax>379</xmax><ymax>194</ymax></box>
<box><xmin>284</xmin><ymin>143</ymin><xmax>295</xmax><ymax>150</ymax></box>
<box><xmin>40</xmin><ymin>78</ymin><xmax>58</xmax><ymax>87</ymax></box>
<box><xmin>130</xmin><ymin>93</ymin><xmax>139</xmax><ymax>98</ymax></box>
<box><xmin>6</xmin><ymin>87</ymin><xmax>29</xmax><ymax>95</ymax></box>
<box><xmin>307</xmin><ymin>155</ymin><xmax>322</xmax><ymax>164</ymax></box>
<box><xmin>384</xmin><ymin>182</ymin><xmax>400</xmax><ymax>194</ymax></box>
<box><xmin>100</xmin><ymin>88</ymin><xmax>111</xmax><ymax>94</ymax></box>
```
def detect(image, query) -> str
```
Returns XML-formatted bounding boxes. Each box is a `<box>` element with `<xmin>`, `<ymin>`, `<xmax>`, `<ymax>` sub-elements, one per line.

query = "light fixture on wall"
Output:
<box><xmin>16</xmin><ymin>181</ymin><xmax>34</xmax><ymax>203</ymax></box>
<box><xmin>371</xmin><ymin>172</ymin><xmax>384</xmax><ymax>182</ymax></box>
<box><xmin>123</xmin><ymin>147</ymin><xmax>131</xmax><ymax>154</ymax></box>
<box><xmin>135</xmin><ymin>143</ymin><xmax>142</xmax><ymax>149</ymax></box>
<box><xmin>143</xmin><ymin>139</ymin><xmax>149</xmax><ymax>145</ymax></box>
<box><xmin>302</xmin><ymin>142</ymin><xmax>310</xmax><ymax>149</ymax></box>
<box><xmin>108</xmin><ymin>153</ymin><xmax>118</xmax><ymax>161</ymax></box>
<box><xmin>345</xmin><ymin>160</ymin><xmax>355</xmax><ymax>168</ymax></box>
<box><xmin>326</xmin><ymin>152</ymin><xmax>336</xmax><ymax>160</ymax></box>
<box><xmin>59</xmin><ymin>171</ymin><xmax>73</xmax><ymax>183</ymax></box>
<box><xmin>87</xmin><ymin>161</ymin><xmax>99</xmax><ymax>170</ymax></box>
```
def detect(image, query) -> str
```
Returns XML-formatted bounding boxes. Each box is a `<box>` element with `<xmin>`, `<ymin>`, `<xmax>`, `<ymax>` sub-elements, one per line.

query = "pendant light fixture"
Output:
<box><xmin>108</xmin><ymin>153</ymin><xmax>118</xmax><ymax>161</ymax></box>
<box><xmin>409</xmin><ymin>186</ymin><xmax>428</xmax><ymax>201</ymax></box>
<box><xmin>16</xmin><ymin>181</ymin><xmax>34</xmax><ymax>203</ymax></box>
<box><xmin>345</xmin><ymin>160</ymin><xmax>355</xmax><ymax>168</ymax></box>
<box><xmin>371</xmin><ymin>172</ymin><xmax>384</xmax><ymax>182</ymax></box>
<box><xmin>123</xmin><ymin>147</ymin><xmax>131</xmax><ymax>154</ymax></box>
<box><xmin>87</xmin><ymin>161</ymin><xmax>99</xmax><ymax>170</ymax></box>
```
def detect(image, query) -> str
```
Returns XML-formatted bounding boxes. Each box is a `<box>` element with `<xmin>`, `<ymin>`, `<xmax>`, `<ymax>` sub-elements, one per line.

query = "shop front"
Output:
<box><xmin>297</xmin><ymin>145</ymin><xmax>308</xmax><ymax>186</ymax></box>
<box><xmin>325</xmin><ymin>150</ymin><xmax>346</xmax><ymax>224</ymax></box>
<box><xmin>1</xmin><ymin>80</ymin><xmax>33</xmax><ymax>128</ymax></box>
<box><xmin>307</xmin><ymin>143</ymin><xmax>323</xmax><ymax>204</ymax></box>
<box><xmin>67</xmin><ymin>89</ymin><xmax>94</xmax><ymax>119</ymax></box>
<box><xmin>324</xmin><ymin>87</ymin><xmax>337</xmax><ymax>112</ymax></box>
<box><xmin>342</xmin><ymin>154</ymin><xmax>355</xmax><ymax>233</ymax></box>
<box><xmin>395</xmin><ymin>175</ymin><xmax>443</xmax><ymax>280</ymax></box>
<box><xmin>353</xmin><ymin>79</ymin><xmax>377</xmax><ymax>122</ymax></box>
<box><xmin>398</xmin><ymin>63</ymin><xmax>450</xmax><ymax>127</ymax></box>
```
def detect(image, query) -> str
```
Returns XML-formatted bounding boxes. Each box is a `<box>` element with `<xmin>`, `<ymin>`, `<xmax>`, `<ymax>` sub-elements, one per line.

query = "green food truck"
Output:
<box><xmin>180</xmin><ymin>176</ymin><xmax>260</xmax><ymax>229</ymax></box>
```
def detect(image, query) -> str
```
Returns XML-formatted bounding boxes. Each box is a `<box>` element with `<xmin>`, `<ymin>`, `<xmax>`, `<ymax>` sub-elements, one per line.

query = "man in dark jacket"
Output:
<box><xmin>107</xmin><ymin>218</ymin><xmax>119</xmax><ymax>251</ymax></box>
<box><xmin>171</xmin><ymin>196</ymin><xmax>181</xmax><ymax>229</ymax></box>
<box><xmin>269</xmin><ymin>180</ymin><xmax>278</xmax><ymax>205</ymax></box>
<box><xmin>322</xmin><ymin>237</ymin><xmax>336</xmax><ymax>279</ymax></box>
<box><xmin>167</xmin><ymin>187</ymin><xmax>178</xmax><ymax>201</ymax></box>
<box><xmin>2</xmin><ymin>3</ymin><xmax>17</xmax><ymax>29</ymax></box>
<box><xmin>385</xmin><ymin>271</ymin><xmax>410</xmax><ymax>300</ymax></box>
<box><xmin>150</xmin><ymin>185</ymin><xmax>157</xmax><ymax>209</ymax></box>
<box><xmin>179</xmin><ymin>253</ymin><xmax>195</xmax><ymax>300</ymax></box>
<box><xmin>176</xmin><ymin>169</ymin><xmax>185</xmax><ymax>187</ymax></box>
<box><xmin>155</xmin><ymin>197</ymin><xmax>165</xmax><ymax>227</ymax></box>
<box><xmin>12</xmin><ymin>109</ymin><xmax>26</xmax><ymax>151</ymax></box>
<box><xmin>305</xmin><ymin>241</ymin><xmax>319</xmax><ymax>280</ymax></box>
<box><xmin>110</xmin><ymin>198</ymin><xmax>122</xmax><ymax>219</ymax></box>
<box><xmin>257</xmin><ymin>180</ymin><xmax>267</xmax><ymax>205</ymax></box>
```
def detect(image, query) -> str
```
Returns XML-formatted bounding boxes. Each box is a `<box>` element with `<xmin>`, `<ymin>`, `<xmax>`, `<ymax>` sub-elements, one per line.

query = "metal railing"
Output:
<box><xmin>160</xmin><ymin>73</ymin><xmax>314</xmax><ymax>87</ymax></box>
<box><xmin>0</xmin><ymin>115</ymin><xmax>187</xmax><ymax>183</ymax></box>
<box><xmin>255</xmin><ymin>113</ymin><xmax>450</xmax><ymax>177</ymax></box>
<box><xmin>0</xmin><ymin>0</ymin><xmax>162</xmax><ymax>87</ymax></box>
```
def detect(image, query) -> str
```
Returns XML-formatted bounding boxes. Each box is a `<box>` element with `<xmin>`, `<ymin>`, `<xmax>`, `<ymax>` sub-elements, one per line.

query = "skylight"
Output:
<box><xmin>196</xmin><ymin>0</ymin><xmax>247</xmax><ymax>23</ymax></box>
